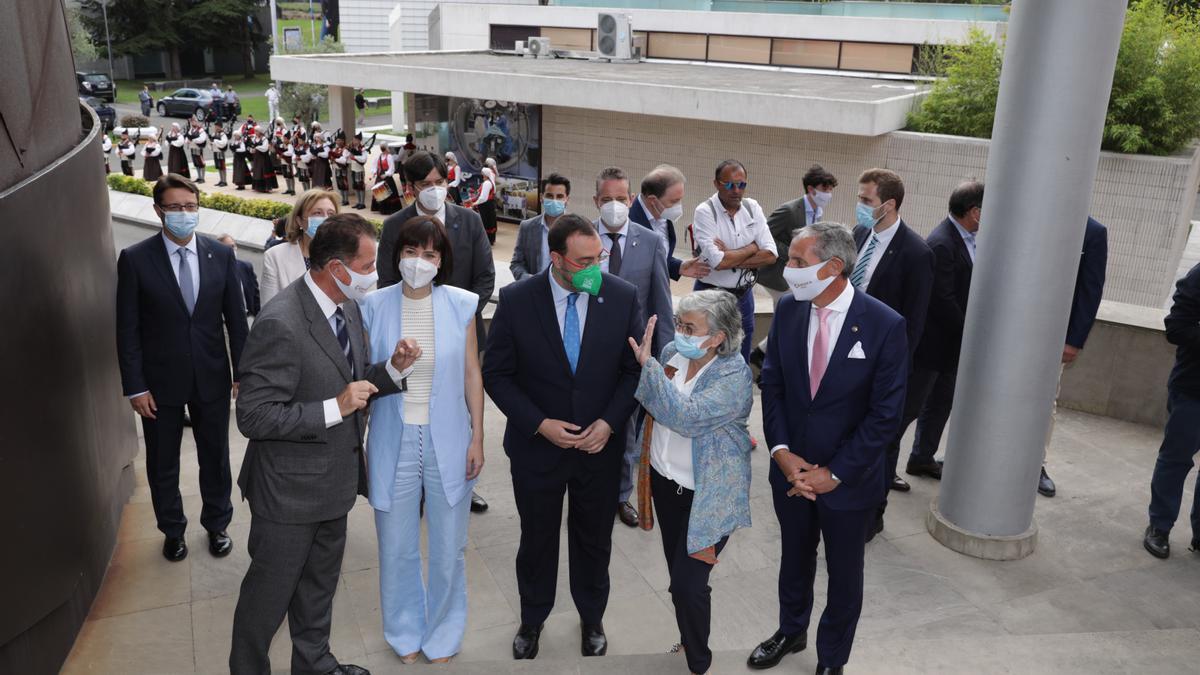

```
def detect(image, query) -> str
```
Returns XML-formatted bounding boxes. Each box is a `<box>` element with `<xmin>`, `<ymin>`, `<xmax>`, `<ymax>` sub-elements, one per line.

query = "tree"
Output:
<box><xmin>67</xmin><ymin>5</ymin><xmax>100</xmax><ymax>62</ymax></box>
<box><xmin>279</xmin><ymin>37</ymin><xmax>344</xmax><ymax>124</ymax></box>
<box><xmin>181</xmin><ymin>0</ymin><xmax>266</xmax><ymax>79</ymax></box>
<box><xmin>906</xmin><ymin>28</ymin><xmax>1003</xmax><ymax>139</ymax></box>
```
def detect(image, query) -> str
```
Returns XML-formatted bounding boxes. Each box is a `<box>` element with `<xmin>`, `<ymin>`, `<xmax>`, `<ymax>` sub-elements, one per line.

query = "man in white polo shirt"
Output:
<box><xmin>690</xmin><ymin>159</ymin><xmax>778</xmax><ymax>363</ymax></box>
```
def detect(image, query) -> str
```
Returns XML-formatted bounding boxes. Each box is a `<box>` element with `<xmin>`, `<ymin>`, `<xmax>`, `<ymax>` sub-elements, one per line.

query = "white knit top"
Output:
<box><xmin>401</xmin><ymin>293</ymin><xmax>436</xmax><ymax>425</ymax></box>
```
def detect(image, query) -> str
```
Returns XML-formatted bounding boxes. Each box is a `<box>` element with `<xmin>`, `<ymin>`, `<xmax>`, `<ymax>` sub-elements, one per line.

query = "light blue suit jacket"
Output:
<box><xmin>360</xmin><ymin>283</ymin><xmax>480</xmax><ymax>511</ymax></box>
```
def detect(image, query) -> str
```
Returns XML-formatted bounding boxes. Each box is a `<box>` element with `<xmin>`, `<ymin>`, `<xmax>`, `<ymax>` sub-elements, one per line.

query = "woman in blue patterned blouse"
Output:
<box><xmin>629</xmin><ymin>289</ymin><xmax>755</xmax><ymax>674</ymax></box>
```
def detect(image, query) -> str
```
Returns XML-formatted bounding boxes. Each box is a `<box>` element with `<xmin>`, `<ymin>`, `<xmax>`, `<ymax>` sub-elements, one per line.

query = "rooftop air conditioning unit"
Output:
<box><xmin>597</xmin><ymin>13</ymin><xmax>633</xmax><ymax>60</ymax></box>
<box><xmin>527</xmin><ymin>37</ymin><xmax>553</xmax><ymax>59</ymax></box>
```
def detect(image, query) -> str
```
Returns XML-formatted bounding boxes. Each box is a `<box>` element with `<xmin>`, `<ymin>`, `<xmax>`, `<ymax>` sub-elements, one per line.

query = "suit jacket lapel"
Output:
<box><xmin>531</xmin><ymin>215</ymin><xmax>545</xmax><ymax>272</ymax></box>
<box><xmin>533</xmin><ymin>271</ymin><xmax>575</xmax><ymax>378</ymax></box>
<box><xmin>194</xmin><ymin>237</ymin><xmax>214</xmax><ymax>315</ymax></box>
<box><xmin>152</xmin><ymin>235</ymin><xmax>190</xmax><ymax>314</ymax></box>
<box><xmin>299</xmin><ymin>283</ymin><xmax>353</xmax><ymax>382</ymax></box>
<box><xmin>793</xmin><ymin>300</ymin><xmax>812</xmax><ymax>404</ymax></box>
<box><xmin>815</xmin><ymin>291</ymin><xmax>866</xmax><ymax>401</ymax></box>
<box><xmin>866</xmin><ymin>221</ymin><xmax>906</xmax><ymax>295</ymax></box>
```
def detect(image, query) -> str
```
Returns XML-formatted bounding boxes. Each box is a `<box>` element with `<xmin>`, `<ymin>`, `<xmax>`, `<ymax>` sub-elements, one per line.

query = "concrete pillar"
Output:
<box><xmin>327</xmin><ymin>85</ymin><xmax>356</xmax><ymax>139</ymax></box>
<box><xmin>926</xmin><ymin>0</ymin><xmax>1126</xmax><ymax>560</ymax></box>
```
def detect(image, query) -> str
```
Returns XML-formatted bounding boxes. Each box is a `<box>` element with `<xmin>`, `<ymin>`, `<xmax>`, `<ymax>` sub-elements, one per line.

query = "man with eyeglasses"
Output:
<box><xmin>483</xmin><ymin>214</ymin><xmax>643</xmax><ymax>661</ymax></box>
<box><xmin>116</xmin><ymin>174</ymin><xmax>249</xmax><ymax>562</ymax></box>
<box><xmin>690</xmin><ymin>159</ymin><xmax>778</xmax><ymax>363</ymax></box>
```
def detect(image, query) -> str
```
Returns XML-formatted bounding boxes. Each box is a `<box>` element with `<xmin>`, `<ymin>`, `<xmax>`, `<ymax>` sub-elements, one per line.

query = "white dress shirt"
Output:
<box><xmin>804</xmin><ymin>195</ymin><xmax>823</xmax><ymax>227</ymax></box>
<box><xmin>416</xmin><ymin>200</ymin><xmax>448</xmax><ymax>228</ymax></box>
<box><xmin>649</xmin><ymin>353</ymin><xmax>717</xmax><ymax>490</ymax></box>
<box><xmin>597</xmin><ymin>218</ymin><xmax>629</xmax><ymax>273</ymax></box>
<box><xmin>949</xmin><ymin>215</ymin><xmax>977</xmax><ymax>263</ymax></box>
<box><xmin>637</xmin><ymin>194</ymin><xmax>672</xmax><ymax>260</ymax></box>
<box><xmin>161</xmin><ymin>233</ymin><xmax>200</xmax><ymax>303</ymax></box>
<box><xmin>303</xmin><ymin>272</ymin><xmax>407</xmax><ymax>428</ymax></box>
<box><xmin>854</xmin><ymin>218</ymin><xmax>900</xmax><ymax>289</ymax></box>
<box><xmin>548</xmin><ymin>271</ymin><xmax>589</xmax><ymax>341</ymax></box>
<box><xmin>691</xmin><ymin>193</ymin><xmax>777</xmax><ymax>289</ymax></box>
<box><xmin>770</xmin><ymin>281</ymin><xmax>856</xmax><ymax>458</ymax></box>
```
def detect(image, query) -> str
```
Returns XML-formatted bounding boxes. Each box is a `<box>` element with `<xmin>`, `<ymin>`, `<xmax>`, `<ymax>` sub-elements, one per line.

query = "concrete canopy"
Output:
<box><xmin>270</xmin><ymin>50</ymin><xmax>926</xmax><ymax>136</ymax></box>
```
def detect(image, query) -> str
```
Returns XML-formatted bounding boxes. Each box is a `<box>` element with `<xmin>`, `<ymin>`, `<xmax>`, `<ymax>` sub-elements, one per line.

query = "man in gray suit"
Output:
<box><xmin>511</xmin><ymin>172</ymin><xmax>572</xmax><ymax>280</ymax></box>
<box><xmin>593</xmin><ymin>166</ymin><xmax>674</xmax><ymax>527</ymax></box>
<box><xmin>231</xmin><ymin>214</ymin><xmax>418</xmax><ymax>675</ymax></box>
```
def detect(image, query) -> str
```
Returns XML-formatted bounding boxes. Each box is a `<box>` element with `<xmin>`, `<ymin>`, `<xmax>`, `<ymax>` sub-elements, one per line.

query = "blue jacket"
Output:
<box><xmin>760</xmin><ymin>288</ymin><xmax>908</xmax><ymax>511</ymax></box>
<box><xmin>636</xmin><ymin>344</ymin><xmax>753</xmax><ymax>554</ymax></box>
<box><xmin>360</xmin><ymin>283</ymin><xmax>480</xmax><ymax>511</ymax></box>
<box><xmin>630</xmin><ymin>195</ymin><xmax>684</xmax><ymax>280</ymax></box>
<box><xmin>1065</xmin><ymin>217</ymin><xmax>1108</xmax><ymax>349</ymax></box>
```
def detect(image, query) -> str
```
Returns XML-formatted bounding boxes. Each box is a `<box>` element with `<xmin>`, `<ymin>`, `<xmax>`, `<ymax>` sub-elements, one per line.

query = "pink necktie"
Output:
<box><xmin>810</xmin><ymin>307</ymin><xmax>832</xmax><ymax>398</ymax></box>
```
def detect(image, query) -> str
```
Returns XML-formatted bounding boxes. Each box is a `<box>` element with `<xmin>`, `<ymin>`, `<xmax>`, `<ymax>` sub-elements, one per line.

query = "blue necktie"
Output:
<box><xmin>177</xmin><ymin>248</ymin><xmax>196</xmax><ymax>315</ymax></box>
<box><xmin>564</xmin><ymin>293</ymin><xmax>580</xmax><ymax>374</ymax></box>
<box><xmin>334</xmin><ymin>307</ymin><xmax>353</xmax><ymax>374</ymax></box>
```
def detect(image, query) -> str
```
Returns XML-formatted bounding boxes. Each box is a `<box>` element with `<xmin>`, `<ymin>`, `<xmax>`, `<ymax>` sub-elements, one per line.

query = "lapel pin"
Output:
<box><xmin>207</xmin><ymin>253</ymin><xmax>212</xmax><ymax>259</ymax></box>
<box><xmin>598</xmin><ymin>296</ymin><xmax>605</xmax><ymax>304</ymax></box>
<box><xmin>851</xmin><ymin>325</ymin><xmax>859</xmax><ymax>333</ymax></box>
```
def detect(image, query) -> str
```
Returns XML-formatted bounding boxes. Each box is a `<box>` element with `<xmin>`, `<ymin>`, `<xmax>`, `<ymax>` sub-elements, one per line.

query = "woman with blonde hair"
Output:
<box><xmin>259</xmin><ymin>188</ymin><xmax>340</xmax><ymax>305</ymax></box>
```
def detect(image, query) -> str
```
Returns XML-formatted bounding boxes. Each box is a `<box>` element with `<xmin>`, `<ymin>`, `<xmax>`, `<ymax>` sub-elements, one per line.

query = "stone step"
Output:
<box><xmin>338</xmin><ymin>628</ymin><xmax>1199</xmax><ymax>674</ymax></box>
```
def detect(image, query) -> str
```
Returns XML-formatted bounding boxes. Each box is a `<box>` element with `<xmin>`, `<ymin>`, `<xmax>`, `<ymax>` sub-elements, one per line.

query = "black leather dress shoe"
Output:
<box><xmin>163</xmin><ymin>536</ymin><xmax>188</xmax><ymax>562</ymax></box>
<box><xmin>890</xmin><ymin>475</ymin><xmax>911</xmax><ymax>492</ymax></box>
<box><xmin>905</xmin><ymin>459</ymin><xmax>943</xmax><ymax>480</ymax></box>
<box><xmin>581</xmin><ymin>623</ymin><xmax>607</xmax><ymax>656</ymax></box>
<box><xmin>1037</xmin><ymin>467</ymin><xmax>1056</xmax><ymax>497</ymax></box>
<box><xmin>815</xmin><ymin>665</ymin><xmax>844</xmax><ymax>675</ymax></box>
<box><xmin>865</xmin><ymin>515</ymin><xmax>884</xmax><ymax>543</ymax></box>
<box><xmin>512</xmin><ymin>623</ymin><xmax>542</xmax><ymax>660</ymax></box>
<box><xmin>1191</xmin><ymin>537</ymin><xmax>1200</xmax><ymax>553</ymax></box>
<box><xmin>325</xmin><ymin>664</ymin><xmax>370</xmax><ymax>675</ymax></box>
<box><xmin>470</xmin><ymin>490</ymin><xmax>489</xmax><ymax>513</ymax></box>
<box><xmin>1144</xmin><ymin>525</ymin><xmax>1170</xmax><ymax>559</ymax></box>
<box><xmin>617</xmin><ymin>501</ymin><xmax>639</xmax><ymax>528</ymax></box>
<box><xmin>208</xmin><ymin>530</ymin><xmax>233</xmax><ymax>557</ymax></box>
<box><xmin>747</xmin><ymin>630</ymin><xmax>806</xmax><ymax>669</ymax></box>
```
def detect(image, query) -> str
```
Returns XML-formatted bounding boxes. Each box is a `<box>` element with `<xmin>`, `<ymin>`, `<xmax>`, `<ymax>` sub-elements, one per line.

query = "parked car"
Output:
<box><xmin>156</xmin><ymin>88</ymin><xmax>216</xmax><ymax>119</ymax></box>
<box><xmin>81</xmin><ymin>96</ymin><xmax>116</xmax><ymax>132</ymax></box>
<box><xmin>76</xmin><ymin>72</ymin><xmax>116</xmax><ymax>102</ymax></box>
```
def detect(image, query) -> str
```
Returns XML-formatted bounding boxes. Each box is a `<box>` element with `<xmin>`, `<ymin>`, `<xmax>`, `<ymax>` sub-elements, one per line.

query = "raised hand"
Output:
<box><xmin>627</xmin><ymin>315</ymin><xmax>658</xmax><ymax>367</ymax></box>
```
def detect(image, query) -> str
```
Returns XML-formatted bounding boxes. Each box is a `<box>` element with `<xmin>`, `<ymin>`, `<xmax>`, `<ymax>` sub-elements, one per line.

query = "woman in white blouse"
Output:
<box><xmin>360</xmin><ymin>214</ymin><xmax>485</xmax><ymax>664</ymax></box>
<box><xmin>259</xmin><ymin>188</ymin><xmax>339</xmax><ymax>306</ymax></box>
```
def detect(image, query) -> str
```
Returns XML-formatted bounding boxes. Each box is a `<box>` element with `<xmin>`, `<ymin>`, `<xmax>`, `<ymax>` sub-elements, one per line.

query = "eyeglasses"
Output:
<box><xmin>160</xmin><ymin>203</ymin><xmax>200</xmax><ymax>213</ymax></box>
<box><xmin>673</xmin><ymin>316</ymin><xmax>703</xmax><ymax>336</ymax></box>
<box><xmin>720</xmin><ymin>181</ymin><xmax>748</xmax><ymax>191</ymax></box>
<box><xmin>564</xmin><ymin>251</ymin><xmax>609</xmax><ymax>269</ymax></box>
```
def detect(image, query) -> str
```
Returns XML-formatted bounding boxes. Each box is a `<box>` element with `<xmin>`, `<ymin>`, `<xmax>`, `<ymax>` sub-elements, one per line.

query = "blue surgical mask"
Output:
<box><xmin>856</xmin><ymin>202</ymin><xmax>883</xmax><ymax>230</ymax></box>
<box><xmin>164</xmin><ymin>211</ymin><xmax>199</xmax><ymax>239</ymax></box>
<box><xmin>306</xmin><ymin>215</ymin><xmax>326</xmax><ymax>239</ymax></box>
<box><xmin>543</xmin><ymin>198</ymin><xmax>566</xmax><ymax>217</ymax></box>
<box><xmin>674</xmin><ymin>332</ymin><xmax>710</xmax><ymax>360</ymax></box>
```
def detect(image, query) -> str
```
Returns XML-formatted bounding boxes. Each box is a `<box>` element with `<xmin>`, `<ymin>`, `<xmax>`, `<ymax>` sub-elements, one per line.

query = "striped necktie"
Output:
<box><xmin>851</xmin><ymin>234</ymin><xmax>879</xmax><ymax>289</ymax></box>
<box><xmin>334</xmin><ymin>307</ymin><xmax>353</xmax><ymax>374</ymax></box>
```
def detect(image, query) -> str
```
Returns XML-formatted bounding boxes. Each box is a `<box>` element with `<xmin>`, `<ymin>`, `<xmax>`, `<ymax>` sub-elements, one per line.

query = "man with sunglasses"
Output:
<box><xmin>690</xmin><ymin>159</ymin><xmax>778</xmax><ymax>363</ymax></box>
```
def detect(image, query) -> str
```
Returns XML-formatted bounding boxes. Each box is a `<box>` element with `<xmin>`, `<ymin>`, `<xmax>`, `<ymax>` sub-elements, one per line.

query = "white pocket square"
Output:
<box><xmin>848</xmin><ymin>342</ymin><xmax>867</xmax><ymax>359</ymax></box>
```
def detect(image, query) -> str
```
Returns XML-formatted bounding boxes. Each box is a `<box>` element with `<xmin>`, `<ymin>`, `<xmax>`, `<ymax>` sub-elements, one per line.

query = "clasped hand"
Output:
<box><xmin>538</xmin><ymin>418</ymin><xmax>613</xmax><ymax>454</ymax></box>
<box><xmin>774</xmin><ymin>449</ymin><xmax>839</xmax><ymax>500</ymax></box>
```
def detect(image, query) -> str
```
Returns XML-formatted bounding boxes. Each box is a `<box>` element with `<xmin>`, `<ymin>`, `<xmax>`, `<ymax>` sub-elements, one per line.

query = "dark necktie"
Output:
<box><xmin>334</xmin><ymin>307</ymin><xmax>353</xmax><ymax>373</ymax></box>
<box><xmin>607</xmin><ymin>232</ymin><xmax>622</xmax><ymax>275</ymax></box>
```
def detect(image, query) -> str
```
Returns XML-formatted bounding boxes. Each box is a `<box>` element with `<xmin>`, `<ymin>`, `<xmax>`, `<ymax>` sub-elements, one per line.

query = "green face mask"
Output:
<box><xmin>568</xmin><ymin>263</ymin><xmax>602</xmax><ymax>296</ymax></box>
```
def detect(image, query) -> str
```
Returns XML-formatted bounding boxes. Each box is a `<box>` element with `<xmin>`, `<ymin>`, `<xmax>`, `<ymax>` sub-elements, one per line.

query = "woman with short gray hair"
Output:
<box><xmin>627</xmin><ymin>290</ymin><xmax>754</xmax><ymax>674</ymax></box>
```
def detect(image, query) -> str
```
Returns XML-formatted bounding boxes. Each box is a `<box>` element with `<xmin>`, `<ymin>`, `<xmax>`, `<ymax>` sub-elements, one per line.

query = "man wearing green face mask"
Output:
<box><xmin>484</xmin><ymin>214</ymin><xmax>645</xmax><ymax>660</ymax></box>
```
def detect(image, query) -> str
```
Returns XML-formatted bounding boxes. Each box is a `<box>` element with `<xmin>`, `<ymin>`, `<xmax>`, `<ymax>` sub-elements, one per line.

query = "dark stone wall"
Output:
<box><xmin>0</xmin><ymin>3</ymin><xmax>139</xmax><ymax>673</ymax></box>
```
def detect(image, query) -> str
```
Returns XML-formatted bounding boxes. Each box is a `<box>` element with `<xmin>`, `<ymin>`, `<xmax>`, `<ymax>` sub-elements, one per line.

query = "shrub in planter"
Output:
<box><xmin>107</xmin><ymin>173</ymin><xmax>153</xmax><ymax>196</ymax></box>
<box><xmin>120</xmin><ymin>114</ymin><xmax>150</xmax><ymax>129</ymax></box>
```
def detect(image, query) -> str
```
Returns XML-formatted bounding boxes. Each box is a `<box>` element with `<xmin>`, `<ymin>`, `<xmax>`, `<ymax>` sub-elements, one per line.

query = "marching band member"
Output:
<box><xmin>165</xmin><ymin>123</ymin><xmax>190</xmax><ymax>178</ymax></box>
<box><xmin>118</xmin><ymin>130</ymin><xmax>136</xmax><ymax>176</ymax></box>
<box><xmin>349</xmin><ymin>132</ymin><xmax>369</xmax><ymax>210</ymax></box>
<box><xmin>231</xmin><ymin>130</ymin><xmax>250</xmax><ymax>190</ymax></box>
<box><xmin>141</xmin><ymin>131</ymin><xmax>164</xmax><ymax>182</ymax></box>
<box><xmin>101</xmin><ymin>133</ymin><xmax>113</xmax><ymax>174</ymax></box>
<box><xmin>331</xmin><ymin>131</ymin><xmax>351</xmax><ymax>206</ymax></box>
<box><xmin>211</xmin><ymin>122</ymin><xmax>230</xmax><ymax>187</ymax></box>
<box><xmin>187</xmin><ymin>119</ymin><xmax>208</xmax><ymax>183</ymax></box>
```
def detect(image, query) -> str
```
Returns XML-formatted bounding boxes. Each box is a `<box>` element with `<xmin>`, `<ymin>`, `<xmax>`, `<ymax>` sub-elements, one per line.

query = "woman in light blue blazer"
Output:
<box><xmin>360</xmin><ymin>214</ymin><xmax>485</xmax><ymax>664</ymax></box>
<box><xmin>628</xmin><ymin>289</ymin><xmax>753</xmax><ymax>675</ymax></box>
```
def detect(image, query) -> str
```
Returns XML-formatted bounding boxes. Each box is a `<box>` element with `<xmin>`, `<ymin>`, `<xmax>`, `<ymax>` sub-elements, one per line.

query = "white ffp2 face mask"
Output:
<box><xmin>399</xmin><ymin>256</ymin><xmax>438</xmax><ymax>289</ymax></box>
<box><xmin>783</xmin><ymin>261</ymin><xmax>835</xmax><ymax>302</ymax></box>
<box><xmin>418</xmin><ymin>186</ymin><xmax>448</xmax><ymax>212</ymax></box>
<box><xmin>600</xmin><ymin>200</ymin><xmax>629</xmax><ymax>229</ymax></box>
<box><xmin>659</xmin><ymin>200</ymin><xmax>684</xmax><ymax>223</ymax></box>
<box><xmin>811</xmin><ymin>190</ymin><xmax>833</xmax><ymax>209</ymax></box>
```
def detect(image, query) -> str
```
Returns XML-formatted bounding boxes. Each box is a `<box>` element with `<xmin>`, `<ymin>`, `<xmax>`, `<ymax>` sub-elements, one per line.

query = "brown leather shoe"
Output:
<box><xmin>617</xmin><ymin>501</ymin><xmax>638</xmax><ymax>528</ymax></box>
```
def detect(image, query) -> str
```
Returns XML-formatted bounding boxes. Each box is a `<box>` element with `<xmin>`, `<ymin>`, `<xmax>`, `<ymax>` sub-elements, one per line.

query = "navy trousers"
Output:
<box><xmin>1148</xmin><ymin>388</ymin><xmax>1200</xmax><ymax>536</ymax></box>
<box><xmin>770</xmin><ymin>462</ymin><xmax>872</xmax><ymax>668</ymax></box>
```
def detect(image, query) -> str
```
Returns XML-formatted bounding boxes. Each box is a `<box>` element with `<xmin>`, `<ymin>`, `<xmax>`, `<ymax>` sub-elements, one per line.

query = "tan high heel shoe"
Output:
<box><xmin>399</xmin><ymin>651</ymin><xmax>420</xmax><ymax>664</ymax></box>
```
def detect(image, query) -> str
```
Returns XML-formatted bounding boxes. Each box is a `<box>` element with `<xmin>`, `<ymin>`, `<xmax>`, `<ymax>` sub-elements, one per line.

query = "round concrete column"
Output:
<box><xmin>928</xmin><ymin>0</ymin><xmax>1127</xmax><ymax>560</ymax></box>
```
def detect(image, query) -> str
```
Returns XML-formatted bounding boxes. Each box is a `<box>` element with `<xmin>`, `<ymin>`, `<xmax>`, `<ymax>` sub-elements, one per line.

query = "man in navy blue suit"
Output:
<box><xmin>116</xmin><ymin>174</ymin><xmax>249</xmax><ymax>562</ymax></box>
<box><xmin>1040</xmin><ymin>216</ymin><xmax>1108</xmax><ymax>497</ymax></box>
<box><xmin>483</xmin><ymin>214</ymin><xmax>644</xmax><ymax>660</ymax></box>
<box><xmin>750</xmin><ymin>222</ymin><xmax>907</xmax><ymax>675</ymax></box>
<box><xmin>629</xmin><ymin>164</ymin><xmax>711</xmax><ymax>281</ymax></box>
<box><xmin>217</xmin><ymin>233</ymin><xmax>261</xmax><ymax>315</ymax></box>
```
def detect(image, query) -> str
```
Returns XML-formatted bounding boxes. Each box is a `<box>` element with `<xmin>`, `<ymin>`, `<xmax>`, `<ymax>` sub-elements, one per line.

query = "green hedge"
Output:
<box><xmin>907</xmin><ymin>0</ymin><xmax>1200</xmax><ymax>156</ymax></box>
<box><xmin>108</xmin><ymin>173</ymin><xmax>292</xmax><ymax>220</ymax></box>
<box><xmin>107</xmin><ymin>173</ymin><xmax>384</xmax><ymax>232</ymax></box>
